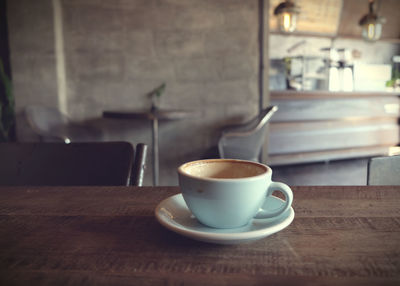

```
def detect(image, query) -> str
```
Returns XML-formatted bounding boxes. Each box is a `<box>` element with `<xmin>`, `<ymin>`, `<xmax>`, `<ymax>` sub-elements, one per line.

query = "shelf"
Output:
<box><xmin>269</xmin><ymin>31</ymin><xmax>400</xmax><ymax>44</ymax></box>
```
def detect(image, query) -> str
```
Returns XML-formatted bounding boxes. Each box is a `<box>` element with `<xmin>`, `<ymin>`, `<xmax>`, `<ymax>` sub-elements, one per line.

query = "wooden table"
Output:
<box><xmin>0</xmin><ymin>186</ymin><xmax>399</xmax><ymax>285</ymax></box>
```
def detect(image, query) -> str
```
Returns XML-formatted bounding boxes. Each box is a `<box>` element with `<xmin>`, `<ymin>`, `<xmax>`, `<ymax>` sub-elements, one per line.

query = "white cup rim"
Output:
<box><xmin>178</xmin><ymin>159</ymin><xmax>271</xmax><ymax>182</ymax></box>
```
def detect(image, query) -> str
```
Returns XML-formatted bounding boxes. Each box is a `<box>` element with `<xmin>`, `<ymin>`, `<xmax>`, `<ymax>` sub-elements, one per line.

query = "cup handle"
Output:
<box><xmin>254</xmin><ymin>181</ymin><xmax>293</xmax><ymax>219</ymax></box>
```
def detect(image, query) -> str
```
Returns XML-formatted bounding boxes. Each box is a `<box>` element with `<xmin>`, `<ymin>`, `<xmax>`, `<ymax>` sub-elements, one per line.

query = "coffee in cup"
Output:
<box><xmin>178</xmin><ymin>159</ymin><xmax>293</xmax><ymax>229</ymax></box>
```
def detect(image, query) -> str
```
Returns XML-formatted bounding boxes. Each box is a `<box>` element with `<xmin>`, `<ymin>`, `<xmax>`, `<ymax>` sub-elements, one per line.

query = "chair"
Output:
<box><xmin>367</xmin><ymin>155</ymin><xmax>400</xmax><ymax>185</ymax></box>
<box><xmin>218</xmin><ymin>106</ymin><xmax>278</xmax><ymax>162</ymax></box>
<box><xmin>131</xmin><ymin>143</ymin><xmax>148</xmax><ymax>186</ymax></box>
<box><xmin>0</xmin><ymin>142</ymin><xmax>147</xmax><ymax>186</ymax></box>
<box><xmin>25</xmin><ymin>105</ymin><xmax>102</xmax><ymax>143</ymax></box>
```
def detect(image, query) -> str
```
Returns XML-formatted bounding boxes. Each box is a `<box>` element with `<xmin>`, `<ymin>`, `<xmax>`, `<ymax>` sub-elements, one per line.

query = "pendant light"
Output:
<box><xmin>273</xmin><ymin>0</ymin><xmax>300</xmax><ymax>33</ymax></box>
<box><xmin>359</xmin><ymin>0</ymin><xmax>385</xmax><ymax>42</ymax></box>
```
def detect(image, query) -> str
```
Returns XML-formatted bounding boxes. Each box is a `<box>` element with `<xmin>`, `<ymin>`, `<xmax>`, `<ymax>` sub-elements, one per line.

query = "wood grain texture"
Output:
<box><xmin>270</xmin><ymin>96</ymin><xmax>400</xmax><ymax>122</ymax></box>
<box><xmin>268</xmin><ymin>91</ymin><xmax>400</xmax><ymax>164</ymax></box>
<box><xmin>0</xmin><ymin>186</ymin><xmax>399</xmax><ymax>285</ymax></box>
<box><xmin>338</xmin><ymin>0</ymin><xmax>400</xmax><ymax>40</ymax></box>
<box><xmin>269</xmin><ymin>122</ymin><xmax>399</xmax><ymax>154</ymax></box>
<box><xmin>270</xmin><ymin>90</ymin><xmax>400</xmax><ymax>100</ymax></box>
<box><xmin>268</xmin><ymin>145</ymin><xmax>397</xmax><ymax>166</ymax></box>
<box><xmin>269</xmin><ymin>0</ymin><xmax>342</xmax><ymax>35</ymax></box>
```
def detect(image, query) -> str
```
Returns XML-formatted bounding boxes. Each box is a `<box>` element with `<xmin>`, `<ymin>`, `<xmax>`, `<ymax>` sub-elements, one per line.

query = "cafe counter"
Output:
<box><xmin>268</xmin><ymin>91</ymin><xmax>400</xmax><ymax>166</ymax></box>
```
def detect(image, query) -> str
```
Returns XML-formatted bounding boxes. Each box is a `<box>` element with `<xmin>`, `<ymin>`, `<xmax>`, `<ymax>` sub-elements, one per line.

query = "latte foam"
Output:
<box><xmin>181</xmin><ymin>159</ymin><xmax>267</xmax><ymax>179</ymax></box>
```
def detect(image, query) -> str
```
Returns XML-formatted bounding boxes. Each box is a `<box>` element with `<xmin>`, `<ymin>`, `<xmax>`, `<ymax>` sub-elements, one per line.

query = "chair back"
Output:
<box><xmin>0</xmin><ymin>142</ymin><xmax>146</xmax><ymax>186</ymax></box>
<box><xmin>25</xmin><ymin>105</ymin><xmax>102</xmax><ymax>143</ymax></box>
<box><xmin>25</xmin><ymin>106</ymin><xmax>69</xmax><ymax>139</ymax></box>
<box><xmin>367</xmin><ymin>155</ymin><xmax>400</xmax><ymax>185</ymax></box>
<box><xmin>131</xmin><ymin>143</ymin><xmax>148</xmax><ymax>186</ymax></box>
<box><xmin>218</xmin><ymin>106</ymin><xmax>278</xmax><ymax>162</ymax></box>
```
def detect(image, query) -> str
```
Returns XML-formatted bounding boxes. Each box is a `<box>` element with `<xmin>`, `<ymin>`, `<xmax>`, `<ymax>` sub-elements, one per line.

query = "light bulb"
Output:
<box><xmin>362</xmin><ymin>22</ymin><xmax>382</xmax><ymax>42</ymax></box>
<box><xmin>367</xmin><ymin>23</ymin><xmax>375</xmax><ymax>39</ymax></box>
<box><xmin>283</xmin><ymin>13</ymin><xmax>291</xmax><ymax>31</ymax></box>
<box><xmin>359</xmin><ymin>0</ymin><xmax>384</xmax><ymax>42</ymax></box>
<box><xmin>274</xmin><ymin>1</ymin><xmax>300</xmax><ymax>33</ymax></box>
<box><xmin>278</xmin><ymin>12</ymin><xmax>297</xmax><ymax>33</ymax></box>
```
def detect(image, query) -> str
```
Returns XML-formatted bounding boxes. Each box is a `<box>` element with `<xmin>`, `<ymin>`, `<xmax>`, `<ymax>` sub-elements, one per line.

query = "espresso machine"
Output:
<box><xmin>321</xmin><ymin>47</ymin><xmax>354</xmax><ymax>92</ymax></box>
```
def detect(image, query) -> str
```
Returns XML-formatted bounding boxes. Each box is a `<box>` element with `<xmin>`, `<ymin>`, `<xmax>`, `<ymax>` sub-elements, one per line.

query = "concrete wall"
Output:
<box><xmin>9</xmin><ymin>0</ymin><xmax>397</xmax><ymax>186</ymax></box>
<box><xmin>7</xmin><ymin>0</ymin><xmax>264</xmax><ymax>185</ymax></box>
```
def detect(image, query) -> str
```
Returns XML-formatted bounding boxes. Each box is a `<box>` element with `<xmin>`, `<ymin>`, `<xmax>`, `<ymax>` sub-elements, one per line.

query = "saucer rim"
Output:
<box><xmin>155</xmin><ymin>193</ymin><xmax>295</xmax><ymax>243</ymax></box>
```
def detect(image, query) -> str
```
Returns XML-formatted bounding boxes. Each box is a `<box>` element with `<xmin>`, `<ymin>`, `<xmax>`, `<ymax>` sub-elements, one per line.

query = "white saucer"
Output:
<box><xmin>155</xmin><ymin>194</ymin><xmax>294</xmax><ymax>245</ymax></box>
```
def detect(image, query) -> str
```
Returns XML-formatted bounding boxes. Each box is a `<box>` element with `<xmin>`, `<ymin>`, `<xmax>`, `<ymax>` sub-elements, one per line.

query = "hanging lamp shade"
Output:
<box><xmin>273</xmin><ymin>0</ymin><xmax>300</xmax><ymax>33</ymax></box>
<box><xmin>359</xmin><ymin>0</ymin><xmax>385</xmax><ymax>42</ymax></box>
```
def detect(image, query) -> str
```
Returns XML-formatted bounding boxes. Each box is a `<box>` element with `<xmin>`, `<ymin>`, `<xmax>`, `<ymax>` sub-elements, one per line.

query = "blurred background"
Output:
<box><xmin>1</xmin><ymin>0</ymin><xmax>399</xmax><ymax>185</ymax></box>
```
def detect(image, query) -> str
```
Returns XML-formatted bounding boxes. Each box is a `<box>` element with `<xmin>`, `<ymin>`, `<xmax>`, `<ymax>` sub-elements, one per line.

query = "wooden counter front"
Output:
<box><xmin>269</xmin><ymin>91</ymin><xmax>400</xmax><ymax>166</ymax></box>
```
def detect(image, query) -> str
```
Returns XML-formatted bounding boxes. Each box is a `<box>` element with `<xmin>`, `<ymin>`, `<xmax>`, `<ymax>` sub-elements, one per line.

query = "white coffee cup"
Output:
<box><xmin>178</xmin><ymin>159</ymin><xmax>293</xmax><ymax>229</ymax></box>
